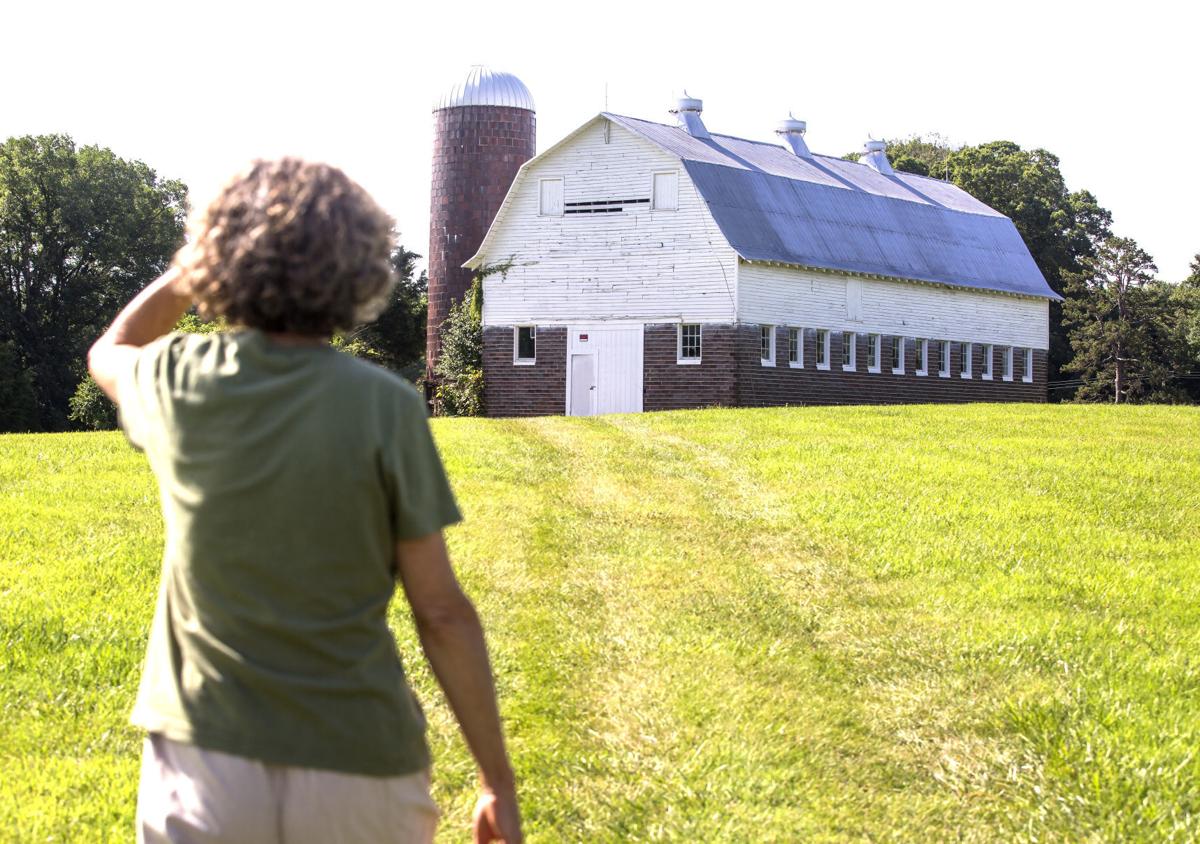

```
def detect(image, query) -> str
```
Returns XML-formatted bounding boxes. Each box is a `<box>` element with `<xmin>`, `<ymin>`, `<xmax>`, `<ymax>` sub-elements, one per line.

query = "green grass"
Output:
<box><xmin>2</xmin><ymin>404</ymin><xmax>1198</xmax><ymax>842</ymax></box>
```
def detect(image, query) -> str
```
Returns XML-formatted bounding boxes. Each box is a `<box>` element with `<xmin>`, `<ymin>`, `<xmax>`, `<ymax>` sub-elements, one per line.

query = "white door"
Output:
<box><xmin>569</xmin><ymin>354</ymin><xmax>596</xmax><ymax>416</ymax></box>
<box><xmin>567</xmin><ymin>325</ymin><xmax>644</xmax><ymax>415</ymax></box>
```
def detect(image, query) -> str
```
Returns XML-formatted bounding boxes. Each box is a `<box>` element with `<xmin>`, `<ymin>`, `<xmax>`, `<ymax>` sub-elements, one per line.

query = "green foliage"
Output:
<box><xmin>67</xmin><ymin>375</ymin><xmax>118</xmax><ymax>431</ymax></box>
<box><xmin>173</xmin><ymin>312</ymin><xmax>225</xmax><ymax>335</ymax></box>
<box><xmin>0</xmin><ymin>340</ymin><xmax>37</xmax><ymax>432</ymax></box>
<box><xmin>1063</xmin><ymin>237</ymin><xmax>1187</xmax><ymax>403</ymax></box>
<box><xmin>432</xmin><ymin>280</ymin><xmax>483</xmax><ymax>416</ymax></box>
<box><xmin>0</xmin><ymin>134</ymin><xmax>187</xmax><ymax>432</ymax></box>
<box><xmin>4</xmin><ymin>405</ymin><xmax>1200</xmax><ymax>841</ymax></box>
<box><xmin>340</xmin><ymin>245</ymin><xmax>428</xmax><ymax>380</ymax></box>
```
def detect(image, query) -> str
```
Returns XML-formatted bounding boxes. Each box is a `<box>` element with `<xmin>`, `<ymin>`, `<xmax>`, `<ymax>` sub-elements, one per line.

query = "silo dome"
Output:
<box><xmin>435</xmin><ymin>65</ymin><xmax>536</xmax><ymax>112</ymax></box>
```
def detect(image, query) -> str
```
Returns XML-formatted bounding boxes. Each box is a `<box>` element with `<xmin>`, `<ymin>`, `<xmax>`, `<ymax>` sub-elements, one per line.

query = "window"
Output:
<box><xmin>678</xmin><ymin>323</ymin><xmax>701</xmax><ymax>363</ymax></box>
<box><xmin>1002</xmin><ymin>346</ymin><xmax>1014</xmax><ymax>381</ymax></box>
<box><xmin>842</xmin><ymin>331</ymin><xmax>856</xmax><ymax>371</ymax></box>
<box><xmin>867</xmin><ymin>334</ymin><xmax>881</xmax><ymax>373</ymax></box>
<box><xmin>960</xmin><ymin>342</ymin><xmax>972</xmax><ymax>378</ymax></box>
<box><xmin>938</xmin><ymin>340</ymin><xmax>951</xmax><ymax>377</ymax></box>
<box><xmin>788</xmin><ymin>327</ymin><xmax>803</xmax><ymax>367</ymax></box>
<box><xmin>982</xmin><ymin>344</ymin><xmax>994</xmax><ymax>379</ymax></box>
<box><xmin>816</xmin><ymin>329</ymin><xmax>830</xmax><ymax>369</ymax></box>
<box><xmin>514</xmin><ymin>325</ymin><xmax>536</xmax><ymax>363</ymax></box>
<box><xmin>914</xmin><ymin>338</ymin><xmax>927</xmax><ymax>375</ymax></box>
<box><xmin>652</xmin><ymin>172</ymin><xmax>679</xmax><ymax>211</ymax></box>
<box><xmin>891</xmin><ymin>336</ymin><xmax>905</xmax><ymax>375</ymax></box>
<box><xmin>760</xmin><ymin>325</ymin><xmax>775</xmax><ymax>366</ymax></box>
<box><xmin>538</xmin><ymin>179</ymin><xmax>563</xmax><ymax>216</ymax></box>
<box><xmin>1023</xmin><ymin>348</ymin><xmax>1034</xmax><ymax>383</ymax></box>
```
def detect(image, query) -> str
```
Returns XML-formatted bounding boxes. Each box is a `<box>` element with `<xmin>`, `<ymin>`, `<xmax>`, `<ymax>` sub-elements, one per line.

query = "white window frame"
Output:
<box><xmin>760</xmin><ymin>325</ymin><xmax>775</xmax><ymax>367</ymax></box>
<box><xmin>1002</xmin><ymin>346</ymin><xmax>1014</xmax><ymax>381</ymax></box>
<box><xmin>915</xmin><ymin>338</ymin><xmax>927</xmax><ymax>376</ymax></box>
<box><xmin>538</xmin><ymin>178</ymin><xmax>563</xmax><ymax>217</ymax></box>
<box><xmin>788</xmin><ymin>327</ymin><xmax>804</xmax><ymax>368</ymax></box>
<box><xmin>891</xmin><ymin>336</ymin><xmax>905</xmax><ymax>375</ymax></box>
<box><xmin>960</xmin><ymin>342</ymin><xmax>973</xmax><ymax>379</ymax></box>
<box><xmin>938</xmin><ymin>340</ymin><xmax>951</xmax><ymax>378</ymax></box>
<box><xmin>677</xmin><ymin>323</ymin><xmax>701</xmax><ymax>365</ymax></box>
<box><xmin>816</xmin><ymin>329</ymin><xmax>831</xmax><ymax>370</ymax></box>
<box><xmin>1022</xmin><ymin>348</ymin><xmax>1034</xmax><ymax>383</ymax></box>
<box><xmin>651</xmin><ymin>171</ymin><xmax>679</xmax><ymax>212</ymax></box>
<box><xmin>867</xmin><ymin>333</ymin><xmax>881</xmax><ymax>373</ymax></box>
<box><xmin>514</xmin><ymin>325</ymin><xmax>537</xmax><ymax>365</ymax></box>
<box><xmin>982</xmin><ymin>344</ymin><xmax>994</xmax><ymax>380</ymax></box>
<box><xmin>841</xmin><ymin>331</ymin><xmax>856</xmax><ymax>372</ymax></box>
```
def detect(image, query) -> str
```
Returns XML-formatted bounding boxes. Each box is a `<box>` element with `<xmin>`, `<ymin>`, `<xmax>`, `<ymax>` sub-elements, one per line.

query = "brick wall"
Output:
<box><xmin>428</xmin><ymin>106</ymin><xmax>536</xmax><ymax>381</ymax></box>
<box><xmin>643</xmin><ymin>324</ymin><xmax>737</xmax><ymax>410</ymax></box>
<box><xmin>482</xmin><ymin>326</ymin><xmax>566</xmax><ymax>417</ymax></box>
<box><xmin>735</xmin><ymin>325</ymin><xmax>1048</xmax><ymax>406</ymax></box>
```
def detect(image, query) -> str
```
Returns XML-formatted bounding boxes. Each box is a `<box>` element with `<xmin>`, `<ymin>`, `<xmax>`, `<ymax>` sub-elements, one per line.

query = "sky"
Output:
<box><xmin>3</xmin><ymin>0</ymin><xmax>1196</xmax><ymax>281</ymax></box>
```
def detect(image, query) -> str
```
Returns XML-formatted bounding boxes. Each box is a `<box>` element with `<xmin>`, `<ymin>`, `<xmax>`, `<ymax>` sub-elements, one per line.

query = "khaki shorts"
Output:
<box><xmin>137</xmin><ymin>733</ymin><xmax>439</xmax><ymax>843</ymax></box>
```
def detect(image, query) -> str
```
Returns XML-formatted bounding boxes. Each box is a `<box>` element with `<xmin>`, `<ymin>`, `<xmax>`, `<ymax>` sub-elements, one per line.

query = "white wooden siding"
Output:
<box><xmin>478</xmin><ymin>119</ymin><xmax>737</xmax><ymax>327</ymax></box>
<box><xmin>738</xmin><ymin>262</ymin><xmax>1050</xmax><ymax>350</ymax></box>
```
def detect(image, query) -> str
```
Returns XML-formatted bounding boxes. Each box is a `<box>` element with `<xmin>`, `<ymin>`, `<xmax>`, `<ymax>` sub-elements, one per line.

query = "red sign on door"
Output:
<box><xmin>579</xmin><ymin>334</ymin><xmax>589</xmax><ymax>341</ymax></box>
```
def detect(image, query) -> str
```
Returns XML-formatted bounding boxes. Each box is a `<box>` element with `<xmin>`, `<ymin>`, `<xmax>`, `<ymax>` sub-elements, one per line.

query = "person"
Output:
<box><xmin>88</xmin><ymin>158</ymin><xmax>521</xmax><ymax>843</ymax></box>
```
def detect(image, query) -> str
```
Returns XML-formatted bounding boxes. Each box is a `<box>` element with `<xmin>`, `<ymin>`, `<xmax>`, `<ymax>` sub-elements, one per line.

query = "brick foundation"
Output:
<box><xmin>482</xmin><ymin>326</ymin><xmax>566</xmax><ymax>416</ymax></box>
<box><xmin>643</xmin><ymin>324</ymin><xmax>737</xmax><ymax>410</ymax></box>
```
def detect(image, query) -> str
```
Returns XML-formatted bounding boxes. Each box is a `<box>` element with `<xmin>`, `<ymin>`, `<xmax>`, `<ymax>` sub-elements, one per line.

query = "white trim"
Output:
<box><xmin>841</xmin><ymin>330</ymin><xmax>857</xmax><ymax>372</ymax></box>
<box><xmin>759</xmin><ymin>324</ymin><xmax>776</xmax><ymax>367</ymax></box>
<box><xmin>982</xmin><ymin>344</ymin><xmax>994</xmax><ymax>380</ymax></box>
<box><xmin>938</xmin><ymin>340</ymin><xmax>951</xmax><ymax>378</ymax></box>
<box><xmin>513</xmin><ymin>324</ymin><xmax>537</xmax><ymax>364</ymax></box>
<box><xmin>677</xmin><ymin>323</ymin><xmax>702</xmax><ymax>365</ymax></box>
<box><xmin>651</xmin><ymin>170</ymin><xmax>680</xmax><ymax>212</ymax></box>
<box><xmin>787</xmin><ymin>326</ymin><xmax>804</xmax><ymax>368</ymax></box>
<box><xmin>867</xmin><ymin>333</ymin><xmax>881</xmax><ymax>374</ymax></box>
<box><xmin>1022</xmin><ymin>348</ymin><xmax>1034</xmax><ymax>383</ymax></box>
<box><xmin>960</xmin><ymin>341</ymin><xmax>973</xmax><ymax>379</ymax></box>
<box><xmin>915</xmin><ymin>338</ymin><xmax>928</xmax><ymax>376</ymax></box>
<box><xmin>538</xmin><ymin>178</ymin><xmax>564</xmax><ymax>217</ymax></box>
<box><xmin>816</xmin><ymin>329</ymin><xmax>831</xmax><ymax>370</ymax></box>
<box><xmin>891</xmin><ymin>335</ymin><xmax>905</xmax><ymax>375</ymax></box>
<box><xmin>1002</xmin><ymin>346</ymin><xmax>1014</xmax><ymax>381</ymax></box>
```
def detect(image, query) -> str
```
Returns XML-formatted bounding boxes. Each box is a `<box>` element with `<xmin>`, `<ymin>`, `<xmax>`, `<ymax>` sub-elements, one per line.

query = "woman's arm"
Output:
<box><xmin>394</xmin><ymin>531</ymin><xmax>522</xmax><ymax>844</ymax></box>
<box><xmin>88</xmin><ymin>268</ymin><xmax>192</xmax><ymax>404</ymax></box>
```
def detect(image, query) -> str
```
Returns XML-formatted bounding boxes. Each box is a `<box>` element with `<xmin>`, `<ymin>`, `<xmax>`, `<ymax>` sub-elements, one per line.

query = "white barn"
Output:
<box><xmin>465</xmin><ymin>97</ymin><xmax>1059</xmax><ymax>416</ymax></box>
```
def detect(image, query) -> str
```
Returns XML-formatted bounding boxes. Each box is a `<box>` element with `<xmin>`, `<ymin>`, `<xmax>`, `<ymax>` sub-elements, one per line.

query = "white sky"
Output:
<box><xmin>3</xmin><ymin>0</ymin><xmax>1196</xmax><ymax>280</ymax></box>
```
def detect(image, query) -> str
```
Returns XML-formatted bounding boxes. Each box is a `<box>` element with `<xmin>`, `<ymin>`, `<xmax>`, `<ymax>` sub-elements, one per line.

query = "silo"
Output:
<box><xmin>427</xmin><ymin>66</ymin><xmax>536</xmax><ymax>388</ymax></box>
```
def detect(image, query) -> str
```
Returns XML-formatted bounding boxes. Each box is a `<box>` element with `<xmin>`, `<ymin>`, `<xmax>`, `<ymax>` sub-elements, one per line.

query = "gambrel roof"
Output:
<box><xmin>468</xmin><ymin>113</ymin><xmax>1060</xmax><ymax>301</ymax></box>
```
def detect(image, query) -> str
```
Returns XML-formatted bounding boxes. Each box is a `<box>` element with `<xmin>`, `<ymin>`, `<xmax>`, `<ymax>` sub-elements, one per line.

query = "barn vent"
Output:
<box><xmin>860</xmin><ymin>139</ymin><xmax>895</xmax><ymax>175</ymax></box>
<box><xmin>776</xmin><ymin>113</ymin><xmax>812</xmax><ymax>158</ymax></box>
<box><xmin>670</xmin><ymin>92</ymin><xmax>710</xmax><ymax>139</ymax></box>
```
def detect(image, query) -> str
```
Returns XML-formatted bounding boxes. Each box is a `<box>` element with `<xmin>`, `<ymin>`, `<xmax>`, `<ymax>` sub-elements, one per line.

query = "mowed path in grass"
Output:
<box><xmin>2</xmin><ymin>405</ymin><xmax>1198</xmax><ymax>841</ymax></box>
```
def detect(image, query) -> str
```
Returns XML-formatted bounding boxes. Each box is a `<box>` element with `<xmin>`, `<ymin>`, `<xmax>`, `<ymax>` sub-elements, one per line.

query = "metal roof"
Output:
<box><xmin>435</xmin><ymin>66</ymin><xmax>535</xmax><ymax>112</ymax></box>
<box><xmin>604</xmin><ymin>113</ymin><xmax>1059</xmax><ymax>300</ymax></box>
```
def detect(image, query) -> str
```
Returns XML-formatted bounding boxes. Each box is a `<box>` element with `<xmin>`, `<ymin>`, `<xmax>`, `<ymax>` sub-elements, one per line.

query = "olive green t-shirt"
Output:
<box><xmin>118</xmin><ymin>330</ymin><xmax>461</xmax><ymax>776</ymax></box>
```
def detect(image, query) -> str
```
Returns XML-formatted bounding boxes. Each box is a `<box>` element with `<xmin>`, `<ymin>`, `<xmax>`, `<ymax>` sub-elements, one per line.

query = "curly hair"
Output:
<box><xmin>175</xmin><ymin>158</ymin><xmax>396</xmax><ymax>336</ymax></box>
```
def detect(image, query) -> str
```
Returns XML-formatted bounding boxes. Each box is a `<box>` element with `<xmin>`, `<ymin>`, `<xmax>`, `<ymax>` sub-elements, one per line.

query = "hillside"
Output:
<box><xmin>2</xmin><ymin>404</ymin><xmax>1198</xmax><ymax>841</ymax></box>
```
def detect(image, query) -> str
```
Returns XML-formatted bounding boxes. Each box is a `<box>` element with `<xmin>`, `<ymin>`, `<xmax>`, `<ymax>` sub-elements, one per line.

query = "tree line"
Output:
<box><xmin>2</xmin><ymin>132</ymin><xmax>1197</xmax><ymax>433</ymax></box>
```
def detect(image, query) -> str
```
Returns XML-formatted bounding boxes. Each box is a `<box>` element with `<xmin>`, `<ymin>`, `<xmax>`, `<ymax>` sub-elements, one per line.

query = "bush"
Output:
<box><xmin>433</xmin><ymin>280</ymin><xmax>484</xmax><ymax>416</ymax></box>
<box><xmin>0</xmin><ymin>341</ymin><xmax>38</xmax><ymax>432</ymax></box>
<box><xmin>68</xmin><ymin>375</ymin><xmax>118</xmax><ymax>431</ymax></box>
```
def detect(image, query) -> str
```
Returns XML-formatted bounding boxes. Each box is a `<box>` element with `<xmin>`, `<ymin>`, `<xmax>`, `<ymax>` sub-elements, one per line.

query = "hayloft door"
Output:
<box><xmin>567</xmin><ymin>324</ymin><xmax>644</xmax><ymax>415</ymax></box>
<box><xmin>569</xmin><ymin>354</ymin><xmax>596</xmax><ymax>416</ymax></box>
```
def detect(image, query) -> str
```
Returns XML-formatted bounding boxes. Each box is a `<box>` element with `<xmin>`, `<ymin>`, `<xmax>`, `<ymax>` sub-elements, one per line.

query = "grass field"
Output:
<box><xmin>2</xmin><ymin>404</ymin><xmax>1199</xmax><ymax>842</ymax></box>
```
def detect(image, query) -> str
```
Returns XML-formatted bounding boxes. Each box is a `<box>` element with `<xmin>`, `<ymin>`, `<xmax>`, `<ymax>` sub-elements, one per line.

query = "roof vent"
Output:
<box><xmin>670</xmin><ymin>91</ymin><xmax>710</xmax><ymax>139</ymax></box>
<box><xmin>860</xmin><ymin>138</ymin><xmax>895</xmax><ymax>175</ymax></box>
<box><xmin>775</xmin><ymin>113</ymin><xmax>812</xmax><ymax>158</ymax></box>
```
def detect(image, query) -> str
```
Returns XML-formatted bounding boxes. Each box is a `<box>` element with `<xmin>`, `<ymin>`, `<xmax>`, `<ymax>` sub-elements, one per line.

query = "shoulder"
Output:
<box><xmin>329</xmin><ymin>352</ymin><xmax>427</xmax><ymax>416</ymax></box>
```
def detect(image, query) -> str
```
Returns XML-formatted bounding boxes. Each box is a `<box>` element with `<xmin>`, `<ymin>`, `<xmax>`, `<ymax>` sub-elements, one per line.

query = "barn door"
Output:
<box><xmin>569</xmin><ymin>354</ymin><xmax>596</xmax><ymax>416</ymax></box>
<box><xmin>567</xmin><ymin>325</ymin><xmax>643</xmax><ymax>415</ymax></box>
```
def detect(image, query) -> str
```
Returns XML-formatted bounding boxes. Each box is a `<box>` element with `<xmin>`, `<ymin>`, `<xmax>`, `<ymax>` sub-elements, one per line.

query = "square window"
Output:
<box><xmin>760</xmin><ymin>325</ymin><xmax>775</xmax><ymax>366</ymax></box>
<box><xmin>842</xmin><ymin>331</ymin><xmax>856</xmax><ymax>371</ymax></box>
<box><xmin>539</xmin><ymin>179</ymin><xmax>563</xmax><ymax>216</ymax></box>
<box><xmin>678</xmin><ymin>324</ymin><xmax>701</xmax><ymax>363</ymax></box>
<box><xmin>891</xmin><ymin>336</ymin><xmax>905</xmax><ymax>374</ymax></box>
<box><xmin>816</xmin><ymin>329</ymin><xmax>830</xmax><ymax>369</ymax></box>
<box><xmin>868</xmin><ymin>334</ymin><xmax>881</xmax><ymax>372</ymax></box>
<box><xmin>515</xmin><ymin>326</ymin><xmax>536</xmax><ymax>363</ymax></box>
<box><xmin>652</xmin><ymin>172</ymin><xmax>679</xmax><ymax>211</ymax></box>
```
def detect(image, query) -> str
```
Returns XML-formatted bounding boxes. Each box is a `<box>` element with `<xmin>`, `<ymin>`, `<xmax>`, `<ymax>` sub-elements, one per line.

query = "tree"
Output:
<box><xmin>0</xmin><ymin>134</ymin><xmax>187</xmax><ymax>431</ymax></box>
<box><xmin>432</xmin><ymin>279</ymin><xmax>483</xmax><ymax>416</ymax></box>
<box><xmin>336</xmin><ymin>244</ymin><xmax>427</xmax><ymax>381</ymax></box>
<box><xmin>1063</xmin><ymin>237</ymin><xmax>1184</xmax><ymax>403</ymax></box>
<box><xmin>0</xmin><ymin>339</ymin><xmax>37</xmax><ymax>431</ymax></box>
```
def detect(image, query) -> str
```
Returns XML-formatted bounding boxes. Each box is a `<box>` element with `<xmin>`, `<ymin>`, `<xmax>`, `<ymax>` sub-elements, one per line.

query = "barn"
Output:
<box><xmin>464</xmin><ymin>96</ymin><xmax>1060</xmax><ymax>417</ymax></box>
